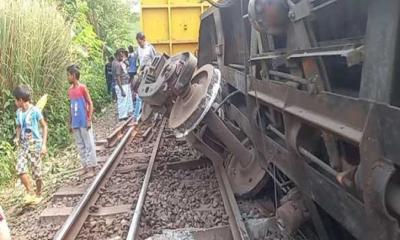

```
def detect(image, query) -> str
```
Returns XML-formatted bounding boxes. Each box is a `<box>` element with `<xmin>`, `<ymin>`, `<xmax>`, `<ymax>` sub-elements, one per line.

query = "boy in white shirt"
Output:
<box><xmin>136</xmin><ymin>32</ymin><xmax>156</xmax><ymax>69</ymax></box>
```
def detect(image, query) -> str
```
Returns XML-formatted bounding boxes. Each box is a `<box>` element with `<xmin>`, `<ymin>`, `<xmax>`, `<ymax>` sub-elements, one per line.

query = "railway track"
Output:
<box><xmin>39</xmin><ymin>116</ymin><xmax>289</xmax><ymax>240</ymax></box>
<box><xmin>51</xmin><ymin>118</ymin><xmax>230</xmax><ymax>240</ymax></box>
<box><xmin>33</xmin><ymin>118</ymin><xmax>132</xmax><ymax>237</ymax></box>
<box><xmin>50</xmin><ymin>118</ymin><xmax>161</xmax><ymax>239</ymax></box>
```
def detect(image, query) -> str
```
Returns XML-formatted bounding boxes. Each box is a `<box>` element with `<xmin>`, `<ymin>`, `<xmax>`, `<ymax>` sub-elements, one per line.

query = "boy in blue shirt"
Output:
<box><xmin>13</xmin><ymin>85</ymin><xmax>48</xmax><ymax>203</ymax></box>
<box><xmin>67</xmin><ymin>65</ymin><xmax>97</xmax><ymax>177</ymax></box>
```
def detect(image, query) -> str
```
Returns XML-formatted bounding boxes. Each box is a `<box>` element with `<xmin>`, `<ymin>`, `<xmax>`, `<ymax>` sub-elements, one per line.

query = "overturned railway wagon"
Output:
<box><xmin>138</xmin><ymin>0</ymin><xmax>400</xmax><ymax>239</ymax></box>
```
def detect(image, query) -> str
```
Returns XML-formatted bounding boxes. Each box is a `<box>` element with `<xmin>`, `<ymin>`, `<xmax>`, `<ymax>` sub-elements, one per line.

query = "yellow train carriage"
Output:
<box><xmin>140</xmin><ymin>0</ymin><xmax>209</xmax><ymax>55</ymax></box>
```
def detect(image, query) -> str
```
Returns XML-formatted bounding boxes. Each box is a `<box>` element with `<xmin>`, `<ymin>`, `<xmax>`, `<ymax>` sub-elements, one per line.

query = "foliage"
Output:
<box><xmin>57</xmin><ymin>0</ymin><xmax>139</xmax><ymax>56</ymax></box>
<box><xmin>0</xmin><ymin>0</ymin><xmax>138</xmax><ymax>186</ymax></box>
<box><xmin>0</xmin><ymin>0</ymin><xmax>72</xmax><ymax>185</ymax></box>
<box><xmin>58</xmin><ymin>0</ymin><xmax>139</xmax><ymax>110</ymax></box>
<box><xmin>69</xmin><ymin>0</ymin><xmax>111</xmax><ymax>111</ymax></box>
<box><xmin>0</xmin><ymin>0</ymin><xmax>72</xmax><ymax>94</ymax></box>
<box><xmin>0</xmin><ymin>141</ymin><xmax>16</xmax><ymax>185</ymax></box>
<box><xmin>86</xmin><ymin>0</ymin><xmax>139</xmax><ymax>53</ymax></box>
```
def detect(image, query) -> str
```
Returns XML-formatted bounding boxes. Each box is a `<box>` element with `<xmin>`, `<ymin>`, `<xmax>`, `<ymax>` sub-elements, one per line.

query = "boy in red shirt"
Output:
<box><xmin>67</xmin><ymin>65</ymin><xmax>97</xmax><ymax>177</ymax></box>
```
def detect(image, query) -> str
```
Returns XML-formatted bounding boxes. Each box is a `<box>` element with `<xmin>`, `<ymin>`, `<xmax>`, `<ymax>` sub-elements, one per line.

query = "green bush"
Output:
<box><xmin>0</xmin><ymin>0</ymin><xmax>137</xmax><ymax>186</ymax></box>
<box><xmin>69</xmin><ymin>0</ymin><xmax>111</xmax><ymax>111</ymax></box>
<box><xmin>0</xmin><ymin>0</ymin><xmax>73</xmax><ymax>185</ymax></box>
<box><xmin>0</xmin><ymin>0</ymin><xmax>72</xmax><ymax>97</ymax></box>
<box><xmin>0</xmin><ymin>141</ymin><xmax>15</xmax><ymax>184</ymax></box>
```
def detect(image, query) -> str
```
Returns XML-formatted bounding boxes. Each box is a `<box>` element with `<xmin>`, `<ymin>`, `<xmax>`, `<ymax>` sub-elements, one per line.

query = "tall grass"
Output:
<box><xmin>0</xmin><ymin>0</ymin><xmax>73</xmax><ymax>186</ymax></box>
<box><xmin>0</xmin><ymin>0</ymin><xmax>72</xmax><ymax>101</ymax></box>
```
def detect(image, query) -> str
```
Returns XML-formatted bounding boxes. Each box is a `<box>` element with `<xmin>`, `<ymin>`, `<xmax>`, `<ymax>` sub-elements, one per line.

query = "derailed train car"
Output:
<box><xmin>198</xmin><ymin>0</ymin><xmax>400</xmax><ymax>239</ymax></box>
<box><xmin>137</xmin><ymin>0</ymin><xmax>400</xmax><ymax>239</ymax></box>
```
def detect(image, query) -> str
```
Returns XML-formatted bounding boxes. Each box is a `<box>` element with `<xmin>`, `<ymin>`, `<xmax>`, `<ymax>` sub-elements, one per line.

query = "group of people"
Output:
<box><xmin>10</xmin><ymin>63</ymin><xmax>97</xmax><ymax>206</ymax></box>
<box><xmin>105</xmin><ymin>32</ymin><xmax>156</xmax><ymax>123</ymax></box>
<box><xmin>0</xmin><ymin>33</ymin><xmax>157</xmax><ymax>238</ymax></box>
<box><xmin>0</xmin><ymin>63</ymin><xmax>96</xmax><ymax>239</ymax></box>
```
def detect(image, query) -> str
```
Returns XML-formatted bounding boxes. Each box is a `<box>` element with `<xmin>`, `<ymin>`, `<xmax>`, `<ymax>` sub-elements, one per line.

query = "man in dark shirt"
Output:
<box><xmin>104</xmin><ymin>56</ymin><xmax>114</xmax><ymax>98</ymax></box>
<box><xmin>112</xmin><ymin>48</ymin><xmax>134</xmax><ymax>121</ymax></box>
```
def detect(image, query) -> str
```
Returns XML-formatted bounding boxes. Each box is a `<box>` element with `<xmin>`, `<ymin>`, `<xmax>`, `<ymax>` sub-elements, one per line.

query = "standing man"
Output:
<box><xmin>136</xmin><ymin>32</ymin><xmax>156</xmax><ymax>70</ymax></box>
<box><xmin>104</xmin><ymin>56</ymin><xmax>114</xmax><ymax>98</ymax></box>
<box><xmin>113</xmin><ymin>48</ymin><xmax>134</xmax><ymax>121</ymax></box>
<box><xmin>133</xmin><ymin>32</ymin><xmax>156</xmax><ymax>124</ymax></box>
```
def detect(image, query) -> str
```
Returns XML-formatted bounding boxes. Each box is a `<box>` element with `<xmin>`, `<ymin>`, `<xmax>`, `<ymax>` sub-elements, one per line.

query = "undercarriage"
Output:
<box><xmin>137</xmin><ymin>0</ymin><xmax>400</xmax><ymax>239</ymax></box>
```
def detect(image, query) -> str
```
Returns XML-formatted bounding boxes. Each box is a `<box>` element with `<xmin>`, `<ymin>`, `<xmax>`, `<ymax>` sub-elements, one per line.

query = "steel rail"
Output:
<box><xmin>126</xmin><ymin>118</ymin><xmax>166</xmax><ymax>240</ymax></box>
<box><xmin>186</xmin><ymin>132</ymin><xmax>251</xmax><ymax>240</ymax></box>
<box><xmin>106</xmin><ymin>117</ymin><xmax>132</xmax><ymax>147</ymax></box>
<box><xmin>54</xmin><ymin>127</ymin><xmax>136</xmax><ymax>240</ymax></box>
<box><xmin>213</xmin><ymin>160</ymin><xmax>250</xmax><ymax>240</ymax></box>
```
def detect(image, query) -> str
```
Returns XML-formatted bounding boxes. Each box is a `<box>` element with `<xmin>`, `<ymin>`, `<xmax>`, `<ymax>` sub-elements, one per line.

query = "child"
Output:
<box><xmin>13</xmin><ymin>85</ymin><xmax>48</xmax><ymax>204</ymax></box>
<box><xmin>67</xmin><ymin>64</ymin><xmax>97</xmax><ymax>177</ymax></box>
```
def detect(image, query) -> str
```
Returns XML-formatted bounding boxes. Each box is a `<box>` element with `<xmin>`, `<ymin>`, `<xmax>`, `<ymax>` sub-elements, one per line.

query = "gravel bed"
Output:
<box><xmin>93</xmin><ymin>105</ymin><xmax>120</xmax><ymax>140</ymax></box>
<box><xmin>137</xmin><ymin>166</ymin><xmax>229</xmax><ymax>240</ymax></box>
<box><xmin>51</xmin><ymin>196</ymin><xmax>82</xmax><ymax>208</ymax></box>
<box><xmin>136</xmin><ymin>128</ymin><xmax>228</xmax><ymax>240</ymax></box>
<box><xmin>95</xmin><ymin>171</ymin><xmax>144</xmax><ymax>207</ymax></box>
<box><xmin>97</xmin><ymin>146</ymin><xmax>116</xmax><ymax>158</ymax></box>
<box><xmin>11</xmin><ymin>120</ymin><xmax>228</xmax><ymax>240</ymax></box>
<box><xmin>31</xmin><ymin>222</ymin><xmax>62</xmax><ymax>240</ymax></box>
<box><xmin>74</xmin><ymin>122</ymin><xmax>159</xmax><ymax>238</ymax></box>
<box><xmin>237</xmin><ymin>197</ymin><xmax>275</xmax><ymax>220</ymax></box>
<box><xmin>77</xmin><ymin>213</ymin><xmax>131</xmax><ymax>239</ymax></box>
<box><xmin>157</xmin><ymin>128</ymin><xmax>199</xmax><ymax>163</ymax></box>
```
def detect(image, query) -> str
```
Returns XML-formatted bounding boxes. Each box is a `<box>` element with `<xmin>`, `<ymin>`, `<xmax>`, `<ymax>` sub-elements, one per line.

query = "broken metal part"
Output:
<box><xmin>138</xmin><ymin>53</ymin><xmax>266</xmax><ymax>195</ymax></box>
<box><xmin>169</xmin><ymin>64</ymin><xmax>221</xmax><ymax>137</ymax></box>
